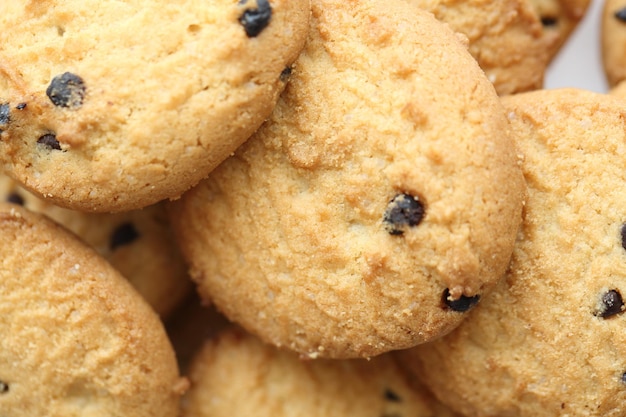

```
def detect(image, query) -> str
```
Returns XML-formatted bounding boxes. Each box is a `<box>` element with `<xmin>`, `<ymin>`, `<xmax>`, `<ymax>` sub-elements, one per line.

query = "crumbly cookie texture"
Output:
<box><xmin>0</xmin><ymin>0</ymin><xmax>310</xmax><ymax>212</ymax></box>
<box><xmin>182</xmin><ymin>327</ymin><xmax>461</xmax><ymax>417</ymax></box>
<box><xmin>0</xmin><ymin>202</ymin><xmax>186</xmax><ymax>417</ymax></box>
<box><xmin>529</xmin><ymin>0</ymin><xmax>591</xmax><ymax>60</ymax></box>
<box><xmin>0</xmin><ymin>174</ymin><xmax>192</xmax><ymax>317</ymax></box>
<box><xmin>407</xmin><ymin>0</ymin><xmax>557</xmax><ymax>95</ymax></box>
<box><xmin>602</xmin><ymin>0</ymin><xmax>626</xmax><ymax>87</ymax></box>
<box><xmin>169</xmin><ymin>0</ymin><xmax>526</xmax><ymax>359</ymax></box>
<box><xmin>399</xmin><ymin>88</ymin><xmax>626</xmax><ymax>417</ymax></box>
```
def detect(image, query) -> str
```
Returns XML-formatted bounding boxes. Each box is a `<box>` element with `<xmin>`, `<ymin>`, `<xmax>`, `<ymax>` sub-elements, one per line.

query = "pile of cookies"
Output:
<box><xmin>0</xmin><ymin>0</ymin><xmax>625</xmax><ymax>416</ymax></box>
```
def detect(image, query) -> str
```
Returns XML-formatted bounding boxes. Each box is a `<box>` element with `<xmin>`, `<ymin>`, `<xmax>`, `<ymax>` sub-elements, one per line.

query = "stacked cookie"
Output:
<box><xmin>1</xmin><ymin>0</ymin><xmax>620</xmax><ymax>416</ymax></box>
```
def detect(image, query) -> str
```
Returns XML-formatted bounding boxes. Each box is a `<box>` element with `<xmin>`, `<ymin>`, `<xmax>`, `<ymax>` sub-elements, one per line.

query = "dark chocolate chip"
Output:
<box><xmin>442</xmin><ymin>288</ymin><xmax>480</xmax><ymax>312</ymax></box>
<box><xmin>596</xmin><ymin>289</ymin><xmax>624</xmax><ymax>318</ymax></box>
<box><xmin>46</xmin><ymin>72</ymin><xmax>85</xmax><ymax>108</ymax></box>
<box><xmin>37</xmin><ymin>133</ymin><xmax>61</xmax><ymax>150</ymax></box>
<box><xmin>622</xmin><ymin>372</ymin><xmax>626</xmax><ymax>384</ymax></box>
<box><xmin>0</xmin><ymin>381</ymin><xmax>8</xmax><ymax>394</ymax></box>
<box><xmin>280</xmin><ymin>66</ymin><xmax>292</xmax><ymax>83</ymax></box>
<box><xmin>383</xmin><ymin>193</ymin><xmax>425</xmax><ymax>235</ymax></box>
<box><xmin>238</xmin><ymin>0</ymin><xmax>272</xmax><ymax>37</ymax></box>
<box><xmin>6</xmin><ymin>192</ymin><xmax>24</xmax><ymax>206</ymax></box>
<box><xmin>621</xmin><ymin>223</ymin><xmax>626</xmax><ymax>251</ymax></box>
<box><xmin>0</xmin><ymin>103</ymin><xmax>9</xmax><ymax>127</ymax></box>
<box><xmin>384</xmin><ymin>389</ymin><xmax>402</xmax><ymax>402</ymax></box>
<box><xmin>110</xmin><ymin>222</ymin><xmax>140</xmax><ymax>250</ymax></box>
<box><xmin>15</xmin><ymin>102</ymin><xmax>27</xmax><ymax>110</ymax></box>
<box><xmin>540</xmin><ymin>16</ymin><xmax>558</xmax><ymax>26</ymax></box>
<box><xmin>616</xmin><ymin>7</ymin><xmax>626</xmax><ymax>22</ymax></box>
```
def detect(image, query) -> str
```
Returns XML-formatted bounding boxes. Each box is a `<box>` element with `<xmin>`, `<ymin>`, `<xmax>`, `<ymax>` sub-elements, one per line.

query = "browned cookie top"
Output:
<box><xmin>400</xmin><ymin>88</ymin><xmax>626</xmax><ymax>417</ymax></box>
<box><xmin>170</xmin><ymin>0</ymin><xmax>526</xmax><ymax>359</ymax></box>
<box><xmin>0</xmin><ymin>202</ymin><xmax>186</xmax><ymax>416</ymax></box>
<box><xmin>0</xmin><ymin>0</ymin><xmax>310</xmax><ymax>212</ymax></box>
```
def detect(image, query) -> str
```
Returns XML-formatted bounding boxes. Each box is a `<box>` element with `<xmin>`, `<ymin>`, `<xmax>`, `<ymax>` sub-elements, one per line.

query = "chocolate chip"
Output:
<box><xmin>46</xmin><ymin>72</ymin><xmax>85</xmax><ymax>108</ymax></box>
<box><xmin>621</xmin><ymin>223</ymin><xmax>626</xmax><ymax>251</ymax></box>
<box><xmin>0</xmin><ymin>381</ymin><xmax>8</xmax><ymax>394</ymax></box>
<box><xmin>616</xmin><ymin>7</ymin><xmax>626</xmax><ymax>22</ymax></box>
<box><xmin>110</xmin><ymin>222</ymin><xmax>139</xmax><ymax>250</ymax></box>
<box><xmin>15</xmin><ymin>102</ymin><xmax>27</xmax><ymax>110</ymax></box>
<box><xmin>6</xmin><ymin>192</ymin><xmax>24</xmax><ymax>206</ymax></box>
<box><xmin>540</xmin><ymin>16</ymin><xmax>558</xmax><ymax>26</ymax></box>
<box><xmin>621</xmin><ymin>372</ymin><xmax>626</xmax><ymax>384</ymax></box>
<box><xmin>0</xmin><ymin>103</ymin><xmax>10</xmax><ymax>130</ymax></box>
<box><xmin>442</xmin><ymin>288</ymin><xmax>480</xmax><ymax>312</ymax></box>
<box><xmin>383</xmin><ymin>193</ymin><xmax>425</xmax><ymax>235</ymax></box>
<box><xmin>595</xmin><ymin>289</ymin><xmax>624</xmax><ymax>318</ymax></box>
<box><xmin>37</xmin><ymin>133</ymin><xmax>61</xmax><ymax>150</ymax></box>
<box><xmin>384</xmin><ymin>389</ymin><xmax>402</xmax><ymax>402</ymax></box>
<box><xmin>238</xmin><ymin>0</ymin><xmax>272</xmax><ymax>37</ymax></box>
<box><xmin>280</xmin><ymin>66</ymin><xmax>292</xmax><ymax>83</ymax></box>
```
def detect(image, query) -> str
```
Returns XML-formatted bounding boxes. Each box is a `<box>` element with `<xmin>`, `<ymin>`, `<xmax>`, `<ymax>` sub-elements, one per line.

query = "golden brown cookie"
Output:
<box><xmin>169</xmin><ymin>0</ymin><xmax>526</xmax><ymax>359</ymax></box>
<box><xmin>408</xmin><ymin>0</ymin><xmax>558</xmax><ymax>95</ymax></box>
<box><xmin>182</xmin><ymin>327</ymin><xmax>460</xmax><ymax>417</ymax></box>
<box><xmin>0</xmin><ymin>202</ymin><xmax>186</xmax><ymax>416</ymax></box>
<box><xmin>602</xmin><ymin>0</ymin><xmax>626</xmax><ymax>87</ymax></box>
<box><xmin>399</xmin><ymin>88</ymin><xmax>626</xmax><ymax>417</ymax></box>
<box><xmin>0</xmin><ymin>0</ymin><xmax>310</xmax><ymax>212</ymax></box>
<box><xmin>0</xmin><ymin>174</ymin><xmax>192</xmax><ymax>318</ymax></box>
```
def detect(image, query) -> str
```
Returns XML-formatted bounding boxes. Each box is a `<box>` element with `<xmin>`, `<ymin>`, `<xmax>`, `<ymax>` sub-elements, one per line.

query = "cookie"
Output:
<box><xmin>0</xmin><ymin>0</ymin><xmax>310</xmax><ymax>212</ymax></box>
<box><xmin>408</xmin><ymin>0</ymin><xmax>558</xmax><ymax>95</ymax></box>
<box><xmin>181</xmin><ymin>327</ymin><xmax>461</xmax><ymax>417</ymax></box>
<box><xmin>0</xmin><ymin>173</ymin><xmax>192</xmax><ymax>318</ymax></box>
<box><xmin>0</xmin><ymin>202</ymin><xmax>186</xmax><ymax>416</ymax></box>
<box><xmin>169</xmin><ymin>0</ymin><xmax>526</xmax><ymax>359</ymax></box>
<box><xmin>529</xmin><ymin>0</ymin><xmax>591</xmax><ymax>60</ymax></box>
<box><xmin>602</xmin><ymin>0</ymin><xmax>626</xmax><ymax>87</ymax></box>
<box><xmin>399</xmin><ymin>88</ymin><xmax>626</xmax><ymax>416</ymax></box>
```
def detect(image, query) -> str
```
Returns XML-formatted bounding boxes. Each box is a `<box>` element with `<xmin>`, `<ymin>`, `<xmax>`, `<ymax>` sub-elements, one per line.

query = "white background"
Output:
<box><xmin>544</xmin><ymin>0</ymin><xmax>608</xmax><ymax>93</ymax></box>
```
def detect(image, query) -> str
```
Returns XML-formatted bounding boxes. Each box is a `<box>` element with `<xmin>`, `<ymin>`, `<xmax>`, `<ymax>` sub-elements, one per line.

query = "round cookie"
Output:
<box><xmin>0</xmin><ymin>0</ymin><xmax>310</xmax><ymax>212</ymax></box>
<box><xmin>182</xmin><ymin>327</ymin><xmax>461</xmax><ymax>417</ymax></box>
<box><xmin>408</xmin><ymin>0</ymin><xmax>558</xmax><ymax>95</ymax></box>
<box><xmin>0</xmin><ymin>174</ymin><xmax>192</xmax><ymax>318</ymax></box>
<box><xmin>0</xmin><ymin>202</ymin><xmax>186</xmax><ymax>416</ymax></box>
<box><xmin>399</xmin><ymin>88</ymin><xmax>626</xmax><ymax>416</ymax></box>
<box><xmin>602</xmin><ymin>0</ymin><xmax>626</xmax><ymax>87</ymax></box>
<box><xmin>529</xmin><ymin>0</ymin><xmax>591</xmax><ymax>61</ymax></box>
<box><xmin>169</xmin><ymin>0</ymin><xmax>526</xmax><ymax>359</ymax></box>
